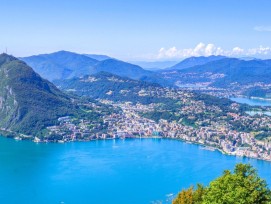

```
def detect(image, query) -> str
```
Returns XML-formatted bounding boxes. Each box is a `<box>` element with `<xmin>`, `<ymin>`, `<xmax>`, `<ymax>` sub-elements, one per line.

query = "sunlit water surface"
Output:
<box><xmin>0</xmin><ymin>137</ymin><xmax>270</xmax><ymax>204</ymax></box>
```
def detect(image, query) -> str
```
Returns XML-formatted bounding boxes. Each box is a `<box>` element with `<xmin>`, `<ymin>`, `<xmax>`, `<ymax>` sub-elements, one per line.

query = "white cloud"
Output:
<box><xmin>231</xmin><ymin>47</ymin><xmax>244</xmax><ymax>55</ymax></box>
<box><xmin>205</xmin><ymin>44</ymin><xmax>216</xmax><ymax>56</ymax></box>
<box><xmin>254</xmin><ymin>26</ymin><xmax>271</xmax><ymax>32</ymax></box>
<box><xmin>158</xmin><ymin>47</ymin><xmax>178</xmax><ymax>58</ymax></box>
<box><xmin>156</xmin><ymin>43</ymin><xmax>271</xmax><ymax>59</ymax></box>
<box><xmin>193</xmin><ymin>42</ymin><xmax>206</xmax><ymax>55</ymax></box>
<box><xmin>248</xmin><ymin>46</ymin><xmax>271</xmax><ymax>55</ymax></box>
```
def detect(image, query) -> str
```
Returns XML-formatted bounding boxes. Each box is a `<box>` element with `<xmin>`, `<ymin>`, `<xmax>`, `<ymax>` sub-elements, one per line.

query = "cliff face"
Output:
<box><xmin>0</xmin><ymin>53</ymin><xmax>76</xmax><ymax>136</ymax></box>
<box><xmin>0</xmin><ymin>54</ymin><xmax>20</xmax><ymax>131</ymax></box>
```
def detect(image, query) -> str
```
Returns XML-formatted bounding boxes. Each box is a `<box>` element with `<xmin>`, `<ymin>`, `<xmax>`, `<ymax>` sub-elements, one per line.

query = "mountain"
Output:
<box><xmin>0</xmin><ymin>53</ymin><xmax>86</xmax><ymax>136</ymax></box>
<box><xmin>21</xmin><ymin>51</ymin><xmax>151</xmax><ymax>80</ymax></box>
<box><xmin>21</xmin><ymin>51</ymin><xmax>98</xmax><ymax>81</ymax></box>
<box><xmin>166</xmin><ymin>55</ymin><xmax>226</xmax><ymax>70</ymax></box>
<box><xmin>239</xmin><ymin>57</ymin><xmax>259</xmax><ymax>61</ymax></box>
<box><xmin>94</xmin><ymin>59</ymin><xmax>153</xmax><ymax>80</ymax></box>
<box><xmin>183</xmin><ymin>58</ymin><xmax>271</xmax><ymax>85</ymax></box>
<box><xmin>161</xmin><ymin>58</ymin><xmax>271</xmax><ymax>87</ymax></box>
<box><xmin>54</xmin><ymin>72</ymin><xmax>163</xmax><ymax>104</ymax></box>
<box><xmin>84</xmin><ymin>54</ymin><xmax>112</xmax><ymax>61</ymax></box>
<box><xmin>129</xmin><ymin>61</ymin><xmax>178</xmax><ymax>70</ymax></box>
<box><xmin>94</xmin><ymin>60</ymin><xmax>174</xmax><ymax>86</ymax></box>
<box><xmin>22</xmin><ymin>51</ymin><xmax>174</xmax><ymax>87</ymax></box>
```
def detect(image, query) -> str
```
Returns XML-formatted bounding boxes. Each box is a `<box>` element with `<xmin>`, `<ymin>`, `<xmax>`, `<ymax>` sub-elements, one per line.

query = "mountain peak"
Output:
<box><xmin>0</xmin><ymin>53</ymin><xmax>18</xmax><ymax>66</ymax></box>
<box><xmin>49</xmin><ymin>50</ymin><xmax>81</xmax><ymax>56</ymax></box>
<box><xmin>21</xmin><ymin>51</ymin><xmax>99</xmax><ymax>81</ymax></box>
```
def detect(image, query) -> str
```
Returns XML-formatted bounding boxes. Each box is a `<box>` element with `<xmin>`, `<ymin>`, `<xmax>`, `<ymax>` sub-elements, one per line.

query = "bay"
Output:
<box><xmin>0</xmin><ymin>137</ymin><xmax>270</xmax><ymax>204</ymax></box>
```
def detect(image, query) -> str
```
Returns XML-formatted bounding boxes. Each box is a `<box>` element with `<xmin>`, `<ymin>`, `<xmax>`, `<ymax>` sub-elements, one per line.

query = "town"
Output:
<box><xmin>38</xmin><ymin>86</ymin><xmax>271</xmax><ymax>162</ymax></box>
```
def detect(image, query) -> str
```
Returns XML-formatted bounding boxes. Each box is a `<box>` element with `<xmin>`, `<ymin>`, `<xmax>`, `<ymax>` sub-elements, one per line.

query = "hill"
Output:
<box><xmin>0</xmin><ymin>53</ymin><xmax>99</xmax><ymax>137</ymax></box>
<box><xmin>54</xmin><ymin>72</ymin><xmax>165</xmax><ymax>104</ymax></box>
<box><xmin>92</xmin><ymin>59</ymin><xmax>173</xmax><ymax>86</ymax></box>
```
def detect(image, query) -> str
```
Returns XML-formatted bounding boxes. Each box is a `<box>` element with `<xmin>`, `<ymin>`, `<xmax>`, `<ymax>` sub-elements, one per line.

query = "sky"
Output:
<box><xmin>1</xmin><ymin>0</ymin><xmax>271</xmax><ymax>60</ymax></box>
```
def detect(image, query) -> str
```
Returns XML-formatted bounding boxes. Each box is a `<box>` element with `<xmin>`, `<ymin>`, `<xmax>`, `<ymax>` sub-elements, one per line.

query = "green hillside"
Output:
<box><xmin>0</xmin><ymin>54</ymin><xmax>95</xmax><ymax>136</ymax></box>
<box><xmin>54</xmin><ymin>71</ymin><xmax>168</xmax><ymax>104</ymax></box>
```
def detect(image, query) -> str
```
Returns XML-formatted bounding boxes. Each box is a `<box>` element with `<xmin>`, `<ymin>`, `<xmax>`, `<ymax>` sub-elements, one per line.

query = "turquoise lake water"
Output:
<box><xmin>230</xmin><ymin>97</ymin><xmax>271</xmax><ymax>106</ymax></box>
<box><xmin>0</xmin><ymin>137</ymin><xmax>270</xmax><ymax>204</ymax></box>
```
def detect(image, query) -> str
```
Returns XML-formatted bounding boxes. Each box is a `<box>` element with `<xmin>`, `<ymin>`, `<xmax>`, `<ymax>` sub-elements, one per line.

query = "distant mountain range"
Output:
<box><xmin>21</xmin><ymin>51</ymin><xmax>174</xmax><ymax>87</ymax></box>
<box><xmin>22</xmin><ymin>51</ymin><xmax>151</xmax><ymax>81</ymax></box>
<box><xmin>21</xmin><ymin>51</ymin><xmax>98</xmax><ymax>81</ymax></box>
<box><xmin>21</xmin><ymin>51</ymin><xmax>271</xmax><ymax>89</ymax></box>
<box><xmin>161</xmin><ymin>57</ymin><xmax>271</xmax><ymax>87</ymax></box>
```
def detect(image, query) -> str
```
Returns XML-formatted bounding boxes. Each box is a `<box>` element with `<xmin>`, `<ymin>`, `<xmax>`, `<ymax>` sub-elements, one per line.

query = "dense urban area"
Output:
<box><xmin>34</xmin><ymin>84</ymin><xmax>271</xmax><ymax>162</ymax></box>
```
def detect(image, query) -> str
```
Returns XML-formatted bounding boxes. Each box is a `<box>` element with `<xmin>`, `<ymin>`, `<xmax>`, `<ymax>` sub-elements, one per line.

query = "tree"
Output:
<box><xmin>173</xmin><ymin>184</ymin><xmax>205</xmax><ymax>204</ymax></box>
<box><xmin>173</xmin><ymin>186</ymin><xmax>193</xmax><ymax>204</ymax></box>
<box><xmin>173</xmin><ymin>164</ymin><xmax>271</xmax><ymax>204</ymax></box>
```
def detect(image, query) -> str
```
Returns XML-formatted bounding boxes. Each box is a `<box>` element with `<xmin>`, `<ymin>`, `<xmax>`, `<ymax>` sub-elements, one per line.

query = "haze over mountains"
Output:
<box><xmin>21</xmin><ymin>51</ymin><xmax>173</xmax><ymax>86</ymax></box>
<box><xmin>21</xmin><ymin>50</ymin><xmax>271</xmax><ymax>90</ymax></box>
<box><xmin>21</xmin><ymin>51</ymin><xmax>152</xmax><ymax>80</ymax></box>
<box><xmin>160</xmin><ymin>57</ymin><xmax>271</xmax><ymax>88</ymax></box>
<box><xmin>183</xmin><ymin>58</ymin><xmax>271</xmax><ymax>86</ymax></box>
<box><xmin>21</xmin><ymin>51</ymin><xmax>99</xmax><ymax>81</ymax></box>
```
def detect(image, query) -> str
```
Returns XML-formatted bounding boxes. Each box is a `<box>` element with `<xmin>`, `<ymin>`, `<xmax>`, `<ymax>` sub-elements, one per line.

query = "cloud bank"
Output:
<box><xmin>157</xmin><ymin>43</ymin><xmax>271</xmax><ymax>59</ymax></box>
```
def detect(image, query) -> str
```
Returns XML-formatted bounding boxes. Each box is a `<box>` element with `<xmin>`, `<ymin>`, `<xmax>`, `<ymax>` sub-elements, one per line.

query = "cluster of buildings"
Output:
<box><xmin>39</xmin><ymin>86</ymin><xmax>271</xmax><ymax>161</ymax></box>
<box><xmin>102</xmin><ymin>101</ymin><xmax>271</xmax><ymax>161</ymax></box>
<box><xmin>178</xmin><ymin>81</ymin><xmax>271</xmax><ymax>100</ymax></box>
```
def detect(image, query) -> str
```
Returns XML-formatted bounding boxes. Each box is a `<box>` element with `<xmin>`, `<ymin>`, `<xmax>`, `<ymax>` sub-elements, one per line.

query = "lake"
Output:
<box><xmin>230</xmin><ymin>97</ymin><xmax>271</xmax><ymax>106</ymax></box>
<box><xmin>0</xmin><ymin>137</ymin><xmax>270</xmax><ymax>204</ymax></box>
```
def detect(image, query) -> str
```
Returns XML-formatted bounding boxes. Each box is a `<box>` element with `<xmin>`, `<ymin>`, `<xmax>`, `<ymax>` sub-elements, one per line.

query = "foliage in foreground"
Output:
<box><xmin>173</xmin><ymin>164</ymin><xmax>271</xmax><ymax>204</ymax></box>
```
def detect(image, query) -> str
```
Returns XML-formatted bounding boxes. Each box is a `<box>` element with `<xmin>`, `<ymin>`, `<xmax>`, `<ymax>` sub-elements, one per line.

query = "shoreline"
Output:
<box><xmin>232</xmin><ymin>95</ymin><xmax>271</xmax><ymax>103</ymax></box>
<box><xmin>172</xmin><ymin>138</ymin><xmax>271</xmax><ymax>162</ymax></box>
<box><xmin>7</xmin><ymin>134</ymin><xmax>271</xmax><ymax>162</ymax></box>
<box><xmin>250</xmin><ymin>96</ymin><xmax>271</xmax><ymax>101</ymax></box>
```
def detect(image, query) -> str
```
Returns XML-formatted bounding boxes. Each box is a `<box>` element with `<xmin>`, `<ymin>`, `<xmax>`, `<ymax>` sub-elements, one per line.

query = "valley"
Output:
<box><xmin>1</xmin><ymin>52</ymin><xmax>271</xmax><ymax>162</ymax></box>
<box><xmin>52</xmin><ymin>72</ymin><xmax>271</xmax><ymax>161</ymax></box>
<box><xmin>3</xmin><ymin>1</ymin><xmax>271</xmax><ymax>204</ymax></box>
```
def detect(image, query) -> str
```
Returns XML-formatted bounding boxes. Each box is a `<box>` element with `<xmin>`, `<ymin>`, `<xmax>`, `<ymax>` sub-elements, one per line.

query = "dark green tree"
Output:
<box><xmin>203</xmin><ymin>164</ymin><xmax>271</xmax><ymax>204</ymax></box>
<box><xmin>173</xmin><ymin>164</ymin><xmax>271</xmax><ymax>204</ymax></box>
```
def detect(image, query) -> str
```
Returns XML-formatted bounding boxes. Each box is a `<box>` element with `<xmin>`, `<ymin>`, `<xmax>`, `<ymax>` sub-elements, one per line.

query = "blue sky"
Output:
<box><xmin>1</xmin><ymin>0</ymin><xmax>271</xmax><ymax>60</ymax></box>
